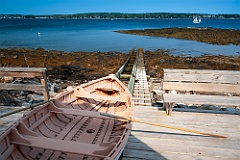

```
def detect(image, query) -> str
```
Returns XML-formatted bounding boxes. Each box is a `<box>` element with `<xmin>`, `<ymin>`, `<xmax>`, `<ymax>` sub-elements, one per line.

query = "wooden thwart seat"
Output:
<box><xmin>74</xmin><ymin>86</ymin><xmax>128</xmax><ymax>103</ymax></box>
<box><xmin>10</xmin><ymin>128</ymin><xmax>113</xmax><ymax>158</ymax></box>
<box><xmin>163</xmin><ymin>69</ymin><xmax>240</xmax><ymax>115</ymax></box>
<box><xmin>48</xmin><ymin>100</ymin><xmax>120</xmax><ymax>120</ymax></box>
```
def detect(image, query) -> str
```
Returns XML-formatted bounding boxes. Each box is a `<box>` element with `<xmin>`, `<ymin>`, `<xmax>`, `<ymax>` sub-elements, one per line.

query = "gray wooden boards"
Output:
<box><xmin>163</xmin><ymin>69</ymin><xmax>240</xmax><ymax>115</ymax></box>
<box><xmin>0</xmin><ymin>67</ymin><xmax>50</xmax><ymax>101</ymax></box>
<box><xmin>122</xmin><ymin>106</ymin><xmax>240</xmax><ymax>160</ymax></box>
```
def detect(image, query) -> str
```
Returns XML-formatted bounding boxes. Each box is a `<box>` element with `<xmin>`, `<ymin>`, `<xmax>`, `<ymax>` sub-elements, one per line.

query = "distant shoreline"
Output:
<box><xmin>1</xmin><ymin>12</ymin><xmax>239</xmax><ymax>19</ymax></box>
<box><xmin>116</xmin><ymin>27</ymin><xmax>240</xmax><ymax>45</ymax></box>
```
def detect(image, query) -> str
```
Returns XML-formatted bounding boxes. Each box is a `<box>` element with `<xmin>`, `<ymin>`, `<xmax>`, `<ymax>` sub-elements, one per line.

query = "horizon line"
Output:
<box><xmin>1</xmin><ymin>12</ymin><xmax>240</xmax><ymax>16</ymax></box>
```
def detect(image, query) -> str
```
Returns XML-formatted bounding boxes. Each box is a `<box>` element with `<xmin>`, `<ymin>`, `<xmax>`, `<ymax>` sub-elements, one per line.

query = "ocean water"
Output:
<box><xmin>0</xmin><ymin>18</ymin><xmax>239</xmax><ymax>56</ymax></box>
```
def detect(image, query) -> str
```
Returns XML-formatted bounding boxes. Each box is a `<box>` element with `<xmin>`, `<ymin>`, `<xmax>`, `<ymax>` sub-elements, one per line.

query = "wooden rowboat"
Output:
<box><xmin>54</xmin><ymin>74</ymin><xmax>133</xmax><ymax>119</ymax></box>
<box><xmin>0</xmin><ymin>75</ymin><xmax>133</xmax><ymax>160</ymax></box>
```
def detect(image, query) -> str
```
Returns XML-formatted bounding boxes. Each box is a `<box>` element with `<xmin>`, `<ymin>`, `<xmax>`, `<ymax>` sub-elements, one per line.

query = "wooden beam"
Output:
<box><xmin>163</xmin><ymin>94</ymin><xmax>240</xmax><ymax>106</ymax></box>
<box><xmin>0</xmin><ymin>84</ymin><xmax>45</xmax><ymax>92</ymax></box>
<box><xmin>0</xmin><ymin>67</ymin><xmax>46</xmax><ymax>78</ymax></box>
<box><xmin>163</xmin><ymin>69</ymin><xmax>240</xmax><ymax>84</ymax></box>
<box><xmin>163</xmin><ymin>82</ymin><xmax>240</xmax><ymax>94</ymax></box>
<box><xmin>41</xmin><ymin>70</ymin><xmax>50</xmax><ymax>101</ymax></box>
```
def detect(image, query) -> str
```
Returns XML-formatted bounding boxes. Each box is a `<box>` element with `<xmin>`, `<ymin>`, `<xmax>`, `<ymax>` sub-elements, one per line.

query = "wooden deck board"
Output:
<box><xmin>122</xmin><ymin>106</ymin><xmax>240</xmax><ymax>160</ymax></box>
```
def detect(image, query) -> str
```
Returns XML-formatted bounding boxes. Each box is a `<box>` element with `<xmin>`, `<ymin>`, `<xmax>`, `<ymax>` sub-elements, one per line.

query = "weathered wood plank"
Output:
<box><xmin>127</xmin><ymin>135</ymin><xmax>239</xmax><ymax>150</ymax></box>
<box><xmin>163</xmin><ymin>82</ymin><xmax>240</xmax><ymax>94</ymax></box>
<box><xmin>0</xmin><ymin>84</ymin><xmax>45</xmax><ymax>92</ymax></box>
<box><xmin>132</xmin><ymin>98</ymin><xmax>151</xmax><ymax>100</ymax></box>
<box><xmin>164</xmin><ymin>69</ymin><xmax>240</xmax><ymax>84</ymax></box>
<box><xmin>0</xmin><ymin>72</ymin><xmax>45</xmax><ymax>78</ymax></box>
<box><xmin>133</xmin><ymin>102</ymin><xmax>152</xmax><ymax>106</ymax></box>
<box><xmin>163</xmin><ymin>94</ymin><xmax>240</xmax><ymax>106</ymax></box>
<box><xmin>133</xmin><ymin>93</ymin><xmax>150</xmax><ymax>96</ymax></box>
<box><xmin>0</xmin><ymin>67</ymin><xmax>46</xmax><ymax>78</ymax></box>
<box><xmin>41</xmin><ymin>71</ymin><xmax>50</xmax><ymax>101</ymax></box>
<box><xmin>125</xmin><ymin>138</ymin><xmax>240</xmax><ymax>159</ymax></box>
<box><xmin>0</xmin><ymin>67</ymin><xmax>46</xmax><ymax>72</ymax></box>
<box><xmin>164</xmin><ymin>68</ymin><xmax>240</xmax><ymax>76</ymax></box>
<box><xmin>123</xmin><ymin>107</ymin><xmax>240</xmax><ymax>159</ymax></box>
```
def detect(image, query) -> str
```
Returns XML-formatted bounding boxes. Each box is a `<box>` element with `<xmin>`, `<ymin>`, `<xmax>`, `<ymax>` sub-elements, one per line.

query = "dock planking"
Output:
<box><xmin>122</xmin><ymin>106</ymin><xmax>240</xmax><ymax>160</ymax></box>
<box><xmin>132</xmin><ymin>48</ymin><xmax>152</xmax><ymax>106</ymax></box>
<box><xmin>122</xmin><ymin>48</ymin><xmax>240</xmax><ymax>160</ymax></box>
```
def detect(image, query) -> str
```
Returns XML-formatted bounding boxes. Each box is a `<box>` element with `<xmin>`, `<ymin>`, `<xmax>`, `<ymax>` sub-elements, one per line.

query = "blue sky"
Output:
<box><xmin>0</xmin><ymin>0</ymin><xmax>239</xmax><ymax>15</ymax></box>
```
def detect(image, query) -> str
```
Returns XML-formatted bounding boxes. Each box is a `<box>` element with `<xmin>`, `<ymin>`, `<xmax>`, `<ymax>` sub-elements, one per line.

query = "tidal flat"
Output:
<box><xmin>116</xmin><ymin>28</ymin><xmax>240</xmax><ymax>45</ymax></box>
<box><xmin>1</xmin><ymin>47</ymin><xmax>239</xmax><ymax>81</ymax></box>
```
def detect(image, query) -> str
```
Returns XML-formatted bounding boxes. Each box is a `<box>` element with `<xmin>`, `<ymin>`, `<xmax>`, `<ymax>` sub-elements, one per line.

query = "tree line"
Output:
<box><xmin>1</xmin><ymin>12</ymin><xmax>239</xmax><ymax>19</ymax></box>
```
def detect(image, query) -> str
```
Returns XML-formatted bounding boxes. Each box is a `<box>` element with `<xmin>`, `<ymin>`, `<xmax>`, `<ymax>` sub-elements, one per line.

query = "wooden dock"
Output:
<box><xmin>121</xmin><ymin>48</ymin><xmax>240</xmax><ymax>160</ymax></box>
<box><xmin>122</xmin><ymin>106</ymin><xmax>240</xmax><ymax>160</ymax></box>
<box><xmin>132</xmin><ymin>49</ymin><xmax>151</xmax><ymax>106</ymax></box>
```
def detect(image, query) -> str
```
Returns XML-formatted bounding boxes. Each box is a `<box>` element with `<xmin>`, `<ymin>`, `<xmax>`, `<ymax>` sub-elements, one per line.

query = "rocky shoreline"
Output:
<box><xmin>0</xmin><ymin>48</ymin><xmax>127</xmax><ymax>83</ymax></box>
<box><xmin>144</xmin><ymin>49</ymin><xmax>240</xmax><ymax>78</ymax></box>
<box><xmin>0</xmin><ymin>48</ymin><xmax>128</xmax><ymax>106</ymax></box>
<box><xmin>0</xmin><ymin>47</ymin><xmax>240</xmax><ymax>106</ymax></box>
<box><xmin>116</xmin><ymin>28</ymin><xmax>240</xmax><ymax>45</ymax></box>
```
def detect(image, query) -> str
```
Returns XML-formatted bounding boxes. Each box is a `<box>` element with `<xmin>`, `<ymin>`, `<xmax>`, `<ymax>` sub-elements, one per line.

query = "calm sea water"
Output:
<box><xmin>0</xmin><ymin>19</ymin><xmax>239</xmax><ymax>56</ymax></box>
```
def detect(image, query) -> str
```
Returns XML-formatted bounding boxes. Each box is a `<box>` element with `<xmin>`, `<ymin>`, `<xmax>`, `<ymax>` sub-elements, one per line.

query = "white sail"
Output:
<box><xmin>193</xmin><ymin>17</ymin><xmax>201</xmax><ymax>23</ymax></box>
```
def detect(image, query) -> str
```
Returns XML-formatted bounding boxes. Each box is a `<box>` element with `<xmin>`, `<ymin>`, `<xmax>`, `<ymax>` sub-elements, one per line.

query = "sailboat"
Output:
<box><xmin>193</xmin><ymin>16</ymin><xmax>201</xmax><ymax>23</ymax></box>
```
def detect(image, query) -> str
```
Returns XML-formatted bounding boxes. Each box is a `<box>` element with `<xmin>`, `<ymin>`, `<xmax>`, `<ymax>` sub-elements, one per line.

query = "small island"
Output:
<box><xmin>116</xmin><ymin>28</ymin><xmax>240</xmax><ymax>45</ymax></box>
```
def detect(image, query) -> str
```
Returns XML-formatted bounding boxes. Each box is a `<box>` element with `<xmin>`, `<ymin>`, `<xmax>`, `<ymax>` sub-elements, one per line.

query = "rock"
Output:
<box><xmin>188</xmin><ymin>105</ymin><xmax>199</xmax><ymax>109</ymax></box>
<box><xmin>36</xmin><ymin>48</ymin><xmax>45</xmax><ymax>51</ymax></box>
<box><xmin>21</xmin><ymin>102</ymin><xmax>32</xmax><ymax>107</ymax></box>
<box><xmin>49</xmin><ymin>83</ymin><xmax>56</xmax><ymax>93</ymax></box>
<box><xmin>155</xmin><ymin>101</ymin><xmax>163</xmax><ymax>105</ymax></box>
<box><xmin>160</xmin><ymin>59</ymin><xmax>165</xmax><ymax>63</ymax></box>
<box><xmin>66</xmin><ymin>86</ymin><xmax>74</xmax><ymax>91</ymax></box>
<box><xmin>27</xmin><ymin>94</ymin><xmax>44</xmax><ymax>101</ymax></box>
<box><xmin>1</xmin><ymin>76</ymin><xmax>14</xmax><ymax>83</ymax></box>
<box><xmin>219</xmin><ymin>107</ymin><xmax>228</xmax><ymax>111</ymax></box>
<box><xmin>199</xmin><ymin>104</ymin><xmax>219</xmax><ymax>110</ymax></box>
<box><xmin>152</xmin><ymin>89</ymin><xmax>164</xmax><ymax>102</ymax></box>
<box><xmin>176</xmin><ymin>104</ymin><xmax>188</xmax><ymax>108</ymax></box>
<box><xmin>49</xmin><ymin>91</ymin><xmax>57</xmax><ymax>97</ymax></box>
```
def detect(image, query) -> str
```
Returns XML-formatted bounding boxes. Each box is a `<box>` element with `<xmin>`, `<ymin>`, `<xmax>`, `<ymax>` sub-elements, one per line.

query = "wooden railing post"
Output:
<box><xmin>40</xmin><ymin>69</ymin><xmax>50</xmax><ymax>101</ymax></box>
